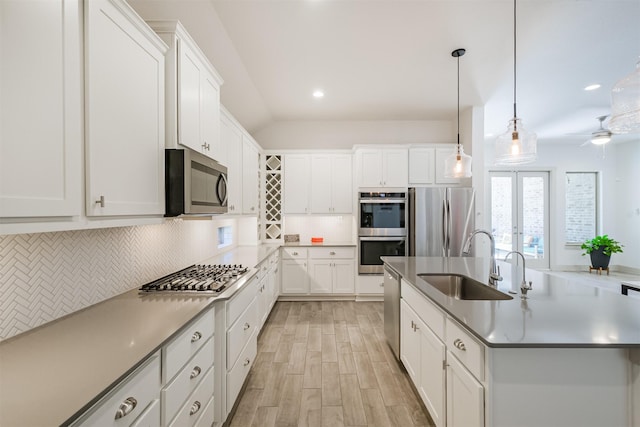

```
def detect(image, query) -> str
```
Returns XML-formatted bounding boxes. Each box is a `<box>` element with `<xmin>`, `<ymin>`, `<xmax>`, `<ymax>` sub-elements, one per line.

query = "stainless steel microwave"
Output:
<box><xmin>165</xmin><ymin>148</ymin><xmax>228</xmax><ymax>216</ymax></box>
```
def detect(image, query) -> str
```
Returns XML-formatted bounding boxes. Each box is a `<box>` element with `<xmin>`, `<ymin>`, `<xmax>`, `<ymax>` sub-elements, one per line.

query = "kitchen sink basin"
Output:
<box><xmin>417</xmin><ymin>274</ymin><xmax>513</xmax><ymax>301</ymax></box>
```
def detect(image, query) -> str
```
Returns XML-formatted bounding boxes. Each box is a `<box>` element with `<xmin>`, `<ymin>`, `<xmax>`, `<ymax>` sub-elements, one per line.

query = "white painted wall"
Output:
<box><xmin>484</xmin><ymin>138</ymin><xmax>639</xmax><ymax>271</ymax></box>
<box><xmin>254</xmin><ymin>120</ymin><xmax>454</xmax><ymax>150</ymax></box>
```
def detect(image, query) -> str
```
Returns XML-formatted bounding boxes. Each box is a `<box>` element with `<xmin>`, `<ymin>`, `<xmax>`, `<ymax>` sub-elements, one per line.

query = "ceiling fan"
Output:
<box><xmin>581</xmin><ymin>115</ymin><xmax>613</xmax><ymax>146</ymax></box>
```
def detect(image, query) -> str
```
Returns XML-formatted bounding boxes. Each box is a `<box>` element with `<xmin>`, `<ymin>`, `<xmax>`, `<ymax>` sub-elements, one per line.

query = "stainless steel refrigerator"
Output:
<box><xmin>408</xmin><ymin>187</ymin><xmax>476</xmax><ymax>257</ymax></box>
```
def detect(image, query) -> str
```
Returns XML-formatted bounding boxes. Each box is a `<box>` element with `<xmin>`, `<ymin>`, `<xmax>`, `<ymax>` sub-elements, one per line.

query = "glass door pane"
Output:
<box><xmin>490</xmin><ymin>173</ymin><xmax>516</xmax><ymax>259</ymax></box>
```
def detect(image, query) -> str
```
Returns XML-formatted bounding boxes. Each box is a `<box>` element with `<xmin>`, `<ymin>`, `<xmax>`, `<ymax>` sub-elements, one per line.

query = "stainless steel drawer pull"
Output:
<box><xmin>292</xmin><ymin>251</ymin><xmax>298</xmax><ymax>255</ymax></box>
<box><xmin>243</xmin><ymin>358</ymin><xmax>251</xmax><ymax>366</ymax></box>
<box><xmin>189</xmin><ymin>401</ymin><xmax>201</xmax><ymax>416</ymax></box>
<box><xmin>191</xmin><ymin>331</ymin><xmax>202</xmax><ymax>343</ymax></box>
<box><xmin>453</xmin><ymin>338</ymin><xmax>466</xmax><ymax>351</ymax></box>
<box><xmin>330</xmin><ymin>251</ymin><xmax>336</xmax><ymax>255</ymax></box>
<box><xmin>190</xmin><ymin>366</ymin><xmax>202</xmax><ymax>380</ymax></box>
<box><xmin>95</xmin><ymin>195</ymin><xmax>105</xmax><ymax>207</ymax></box>
<box><xmin>244</xmin><ymin>323</ymin><xmax>251</xmax><ymax>330</ymax></box>
<box><xmin>114</xmin><ymin>397</ymin><xmax>137</xmax><ymax>420</ymax></box>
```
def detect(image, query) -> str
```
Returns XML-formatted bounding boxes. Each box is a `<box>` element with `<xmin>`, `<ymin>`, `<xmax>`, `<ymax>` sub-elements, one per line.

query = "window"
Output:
<box><xmin>565</xmin><ymin>172</ymin><xmax>598</xmax><ymax>244</ymax></box>
<box><xmin>218</xmin><ymin>225</ymin><xmax>233</xmax><ymax>249</ymax></box>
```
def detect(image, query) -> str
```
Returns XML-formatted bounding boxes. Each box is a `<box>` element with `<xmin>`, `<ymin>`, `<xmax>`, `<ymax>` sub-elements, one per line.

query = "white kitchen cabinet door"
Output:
<box><xmin>330</xmin><ymin>154</ymin><xmax>353</xmax><ymax>213</ymax></box>
<box><xmin>358</xmin><ymin>149</ymin><xmax>384</xmax><ymax>187</ymax></box>
<box><xmin>311</xmin><ymin>154</ymin><xmax>353</xmax><ymax>214</ymax></box>
<box><xmin>85</xmin><ymin>0</ymin><xmax>166</xmax><ymax>217</ymax></box>
<box><xmin>201</xmin><ymin>70</ymin><xmax>221</xmax><ymax>161</ymax></box>
<box><xmin>400</xmin><ymin>300</ymin><xmax>421</xmax><ymax>382</ymax></box>
<box><xmin>332</xmin><ymin>259</ymin><xmax>355</xmax><ymax>293</ymax></box>
<box><xmin>221</xmin><ymin>112</ymin><xmax>243</xmax><ymax>214</ymax></box>
<box><xmin>281</xmin><ymin>259</ymin><xmax>309</xmax><ymax>294</ymax></box>
<box><xmin>446</xmin><ymin>352</ymin><xmax>484</xmax><ymax>427</ymax></box>
<box><xmin>177</xmin><ymin>40</ymin><xmax>202</xmax><ymax>154</ymax></box>
<box><xmin>383</xmin><ymin>149</ymin><xmax>409</xmax><ymax>187</ymax></box>
<box><xmin>357</xmin><ymin>148</ymin><xmax>407</xmax><ymax>188</ymax></box>
<box><xmin>242</xmin><ymin>138</ymin><xmax>259</xmax><ymax>214</ymax></box>
<box><xmin>409</xmin><ymin>147</ymin><xmax>435</xmax><ymax>185</ymax></box>
<box><xmin>283</xmin><ymin>154</ymin><xmax>310</xmax><ymax>214</ymax></box>
<box><xmin>420</xmin><ymin>317</ymin><xmax>446</xmax><ymax>427</ymax></box>
<box><xmin>310</xmin><ymin>154</ymin><xmax>333</xmax><ymax>213</ymax></box>
<box><xmin>0</xmin><ymin>0</ymin><xmax>82</xmax><ymax>218</ymax></box>
<box><xmin>308</xmin><ymin>260</ymin><xmax>333</xmax><ymax>293</ymax></box>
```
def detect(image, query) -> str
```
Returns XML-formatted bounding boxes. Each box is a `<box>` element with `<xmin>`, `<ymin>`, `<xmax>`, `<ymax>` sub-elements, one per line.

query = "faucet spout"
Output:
<box><xmin>504</xmin><ymin>251</ymin><xmax>533</xmax><ymax>297</ymax></box>
<box><xmin>462</xmin><ymin>229</ymin><xmax>503</xmax><ymax>287</ymax></box>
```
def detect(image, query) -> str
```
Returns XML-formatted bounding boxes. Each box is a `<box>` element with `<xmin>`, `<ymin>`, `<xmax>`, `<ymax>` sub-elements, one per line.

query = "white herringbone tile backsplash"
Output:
<box><xmin>0</xmin><ymin>220</ymin><xmax>225</xmax><ymax>341</ymax></box>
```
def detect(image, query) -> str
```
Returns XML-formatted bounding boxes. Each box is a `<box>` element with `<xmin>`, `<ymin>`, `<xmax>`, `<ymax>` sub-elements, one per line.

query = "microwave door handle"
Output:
<box><xmin>217</xmin><ymin>173</ymin><xmax>228</xmax><ymax>206</ymax></box>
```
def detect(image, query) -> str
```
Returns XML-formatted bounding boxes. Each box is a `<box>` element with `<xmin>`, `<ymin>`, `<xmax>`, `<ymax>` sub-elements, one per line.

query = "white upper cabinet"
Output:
<box><xmin>356</xmin><ymin>148</ymin><xmax>408</xmax><ymax>188</ymax></box>
<box><xmin>310</xmin><ymin>154</ymin><xmax>352</xmax><ymax>214</ymax></box>
<box><xmin>409</xmin><ymin>145</ymin><xmax>462</xmax><ymax>186</ymax></box>
<box><xmin>283</xmin><ymin>154</ymin><xmax>311</xmax><ymax>214</ymax></box>
<box><xmin>85</xmin><ymin>0</ymin><xmax>167</xmax><ymax>217</ymax></box>
<box><xmin>0</xmin><ymin>0</ymin><xmax>82</xmax><ymax>218</ymax></box>
<box><xmin>221</xmin><ymin>110</ymin><xmax>243</xmax><ymax>214</ymax></box>
<box><xmin>242</xmin><ymin>136</ymin><xmax>259</xmax><ymax>214</ymax></box>
<box><xmin>148</xmin><ymin>21</ymin><xmax>223</xmax><ymax>161</ymax></box>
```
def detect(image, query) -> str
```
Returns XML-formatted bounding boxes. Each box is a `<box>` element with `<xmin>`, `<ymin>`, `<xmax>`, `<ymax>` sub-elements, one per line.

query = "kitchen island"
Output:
<box><xmin>382</xmin><ymin>256</ymin><xmax>640</xmax><ymax>427</ymax></box>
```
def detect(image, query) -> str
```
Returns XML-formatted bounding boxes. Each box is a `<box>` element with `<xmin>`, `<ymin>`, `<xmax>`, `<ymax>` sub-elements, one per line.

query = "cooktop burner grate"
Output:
<box><xmin>139</xmin><ymin>264</ymin><xmax>249</xmax><ymax>293</ymax></box>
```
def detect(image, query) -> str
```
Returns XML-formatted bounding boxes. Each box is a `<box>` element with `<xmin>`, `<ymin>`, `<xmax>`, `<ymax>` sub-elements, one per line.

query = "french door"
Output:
<box><xmin>489</xmin><ymin>171</ymin><xmax>549</xmax><ymax>269</ymax></box>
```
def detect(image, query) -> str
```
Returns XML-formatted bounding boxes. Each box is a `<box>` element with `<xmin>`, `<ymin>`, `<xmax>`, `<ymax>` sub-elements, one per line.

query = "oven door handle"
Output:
<box><xmin>359</xmin><ymin>236</ymin><xmax>407</xmax><ymax>242</ymax></box>
<box><xmin>359</xmin><ymin>200</ymin><xmax>406</xmax><ymax>204</ymax></box>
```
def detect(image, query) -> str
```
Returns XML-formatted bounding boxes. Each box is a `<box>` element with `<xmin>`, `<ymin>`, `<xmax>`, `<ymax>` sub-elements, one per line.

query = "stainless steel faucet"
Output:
<box><xmin>504</xmin><ymin>251</ymin><xmax>533</xmax><ymax>298</ymax></box>
<box><xmin>462</xmin><ymin>229</ymin><xmax>503</xmax><ymax>287</ymax></box>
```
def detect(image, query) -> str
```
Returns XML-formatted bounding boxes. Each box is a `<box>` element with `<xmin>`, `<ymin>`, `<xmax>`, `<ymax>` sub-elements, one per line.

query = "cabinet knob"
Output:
<box><xmin>292</xmin><ymin>251</ymin><xmax>298</xmax><ymax>256</ymax></box>
<box><xmin>114</xmin><ymin>397</ymin><xmax>137</xmax><ymax>420</ymax></box>
<box><xmin>244</xmin><ymin>322</ymin><xmax>251</xmax><ymax>330</ymax></box>
<box><xmin>95</xmin><ymin>195</ymin><xmax>105</xmax><ymax>208</ymax></box>
<box><xmin>453</xmin><ymin>338</ymin><xmax>466</xmax><ymax>351</ymax></box>
<box><xmin>202</xmin><ymin>142</ymin><xmax>210</xmax><ymax>151</ymax></box>
<box><xmin>191</xmin><ymin>331</ymin><xmax>202</xmax><ymax>343</ymax></box>
<box><xmin>243</xmin><ymin>358</ymin><xmax>251</xmax><ymax>366</ymax></box>
<box><xmin>189</xmin><ymin>401</ymin><xmax>201</xmax><ymax>416</ymax></box>
<box><xmin>330</xmin><ymin>251</ymin><xmax>336</xmax><ymax>255</ymax></box>
<box><xmin>190</xmin><ymin>366</ymin><xmax>202</xmax><ymax>380</ymax></box>
<box><xmin>251</xmin><ymin>206</ymin><xmax>255</xmax><ymax>211</ymax></box>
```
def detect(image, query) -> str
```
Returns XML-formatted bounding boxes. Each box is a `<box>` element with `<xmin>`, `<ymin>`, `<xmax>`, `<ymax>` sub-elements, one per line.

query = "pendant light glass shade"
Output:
<box><xmin>609</xmin><ymin>59</ymin><xmax>640</xmax><ymax>134</ymax></box>
<box><xmin>444</xmin><ymin>144</ymin><xmax>472</xmax><ymax>178</ymax></box>
<box><xmin>494</xmin><ymin>0</ymin><xmax>536</xmax><ymax>166</ymax></box>
<box><xmin>444</xmin><ymin>48</ymin><xmax>472</xmax><ymax>178</ymax></box>
<box><xmin>495</xmin><ymin>117</ymin><xmax>537</xmax><ymax>165</ymax></box>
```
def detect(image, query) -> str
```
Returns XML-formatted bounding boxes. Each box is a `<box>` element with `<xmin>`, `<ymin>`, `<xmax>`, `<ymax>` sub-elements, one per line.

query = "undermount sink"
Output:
<box><xmin>418</xmin><ymin>274</ymin><xmax>513</xmax><ymax>301</ymax></box>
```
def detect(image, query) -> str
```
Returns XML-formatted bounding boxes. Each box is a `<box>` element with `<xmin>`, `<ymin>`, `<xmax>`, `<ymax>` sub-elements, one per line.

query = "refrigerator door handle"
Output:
<box><xmin>442</xmin><ymin>199</ymin><xmax>448</xmax><ymax>256</ymax></box>
<box><xmin>446</xmin><ymin>199</ymin><xmax>451</xmax><ymax>255</ymax></box>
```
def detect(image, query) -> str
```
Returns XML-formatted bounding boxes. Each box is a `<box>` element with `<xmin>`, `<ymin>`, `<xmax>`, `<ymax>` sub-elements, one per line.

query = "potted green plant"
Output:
<box><xmin>580</xmin><ymin>235</ymin><xmax>624</xmax><ymax>269</ymax></box>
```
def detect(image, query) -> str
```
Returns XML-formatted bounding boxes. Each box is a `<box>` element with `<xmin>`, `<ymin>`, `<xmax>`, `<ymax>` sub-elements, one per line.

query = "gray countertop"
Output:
<box><xmin>0</xmin><ymin>244</ymin><xmax>279</xmax><ymax>427</ymax></box>
<box><xmin>382</xmin><ymin>256</ymin><xmax>640</xmax><ymax>348</ymax></box>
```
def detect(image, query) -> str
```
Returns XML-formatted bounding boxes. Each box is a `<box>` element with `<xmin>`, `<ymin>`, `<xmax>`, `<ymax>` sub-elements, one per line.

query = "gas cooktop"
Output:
<box><xmin>139</xmin><ymin>264</ymin><xmax>249</xmax><ymax>294</ymax></box>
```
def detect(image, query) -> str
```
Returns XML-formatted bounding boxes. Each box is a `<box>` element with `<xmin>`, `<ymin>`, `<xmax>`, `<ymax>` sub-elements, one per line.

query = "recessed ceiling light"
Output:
<box><xmin>584</xmin><ymin>84</ymin><xmax>601</xmax><ymax>91</ymax></box>
<box><xmin>313</xmin><ymin>90</ymin><xmax>324</xmax><ymax>98</ymax></box>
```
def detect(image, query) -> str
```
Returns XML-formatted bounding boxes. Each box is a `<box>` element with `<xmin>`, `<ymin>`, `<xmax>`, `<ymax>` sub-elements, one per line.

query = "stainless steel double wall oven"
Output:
<box><xmin>358</xmin><ymin>191</ymin><xmax>407</xmax><ymax>274</ymax></box>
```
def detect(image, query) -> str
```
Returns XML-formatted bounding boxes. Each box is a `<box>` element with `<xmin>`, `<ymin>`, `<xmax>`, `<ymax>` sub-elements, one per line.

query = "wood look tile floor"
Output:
<box><xmin>228</xmin><ymin>301</ymin><xmax>434</xmax><ymax>427</ymax></box>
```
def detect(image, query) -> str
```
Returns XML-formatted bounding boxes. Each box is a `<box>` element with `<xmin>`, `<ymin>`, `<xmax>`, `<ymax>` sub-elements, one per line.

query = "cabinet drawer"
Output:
<box><xmin>194</xmin><ymin>396</ymin><xmax>214</xmax><ymax>427</ymax></box>
<box><xmin>281</xmin><ymin>247</ymin><xmax>307</xmax><ymax>259</ymax></box>
<box><xmin>226</xmin><ymin>274</ymin><xmax>258</xmax><ymax>326</ymax></box>
<box><xmin>227</xmin><ymin>297</ymin><xmax>257</xmax><ymax>367</ymax></box>
<box><xmin>167</xmin><ymin>367</ymin><xmax>214</xmax><ymax>427</ymax></box>
<box><xmin>73</xmin><ymin>354</ymin><xmax>160</xmax><ymax>427</ymax></box>
<box><xmin>308</xmin><ymin>247</ymin><xmax>355</xmax><ymax>259</ymax></box>
<box><xmin>226</xmin><ymin>331</ymin><xmax>257</xmax><ymax>413</ymax></box>
<box><xmin>162</xmin><ymin>337</ymin><xmax>214</xmax><ymax>424</ymax></box>
<box><xmin>130</xmin><ymin>398</ymin><xmax>160</xmax><ymax>427</ymax></box>
<box><xmin>446</xmin><ymin>317</ymin><xmax>484</xmax><ymax>381</ymax></box>
<box><xmin>401</xmin><ymin>280</ymin><xmax>445</xmax><ymax>339</ymax></box>
<box><xmin>163</xmin><ymin>308</ymin><xmax>214</xmax><ymax>383</ymax></box>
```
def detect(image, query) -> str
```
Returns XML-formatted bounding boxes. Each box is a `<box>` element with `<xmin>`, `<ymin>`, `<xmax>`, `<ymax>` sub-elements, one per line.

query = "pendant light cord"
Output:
<box><xmin>513</xmin><ymin>0</ymin><xmax>517</xmax><ymax>120</ymax></box>
<box><xmin>457</xmin><ymin>53</ymin><xmax>461</xmax><ymax>154</ymax></box>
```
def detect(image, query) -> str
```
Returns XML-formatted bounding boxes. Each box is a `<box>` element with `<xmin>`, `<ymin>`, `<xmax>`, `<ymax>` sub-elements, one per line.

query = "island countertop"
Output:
<box><xmin>382</xmin><ymin>256</ymin><xmax>640</xmax><ymax>348</ymax></box>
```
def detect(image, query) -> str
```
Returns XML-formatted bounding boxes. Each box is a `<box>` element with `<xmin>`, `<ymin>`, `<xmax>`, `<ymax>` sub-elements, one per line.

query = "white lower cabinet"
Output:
<box><xmin>446</xmin><ymin>352</ymin><xmax>484</xmax><ymax>427</ymax></box>
<box><xmin>168</xmin><ymin>368</ymin><xmax>214</xmax><ymax>427</ymax></box>
<box><xmin>281</xmin><ymin>247</ymin><xmax>355</xmax><ymax>296</ymax></box>
<box><xmin>400</xmin><ymin>280</ymin><xmax>483</xmax><ymax>427</ymax></box>
<box><xmin>71</xmin><ymin>354</ymin><xmax>161</xmax><ymax>427</ymax></box>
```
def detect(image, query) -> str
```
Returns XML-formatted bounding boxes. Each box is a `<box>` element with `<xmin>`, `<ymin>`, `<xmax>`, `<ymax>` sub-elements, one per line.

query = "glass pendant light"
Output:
<box><xmin>494</xmin><ymin>0</ymin><xmax>537</xmax><ymax>165</ymax></box>
<box><xmin>444</xmin><ymin>48</ymin><xmax>472</xmax><ymax>178</ymax></box>
<box><xmin>609</xmin><ymin>58</ymin><xmax>640</xmax><ymax>134</ymax></box>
